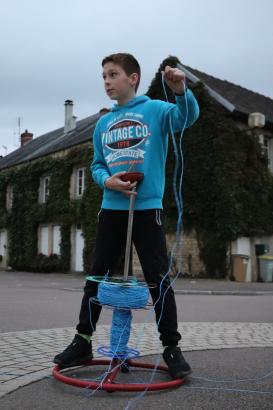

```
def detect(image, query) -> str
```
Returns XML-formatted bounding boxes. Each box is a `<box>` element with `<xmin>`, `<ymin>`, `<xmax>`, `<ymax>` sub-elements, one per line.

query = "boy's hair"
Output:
<box><xmin>102</xmin><ymin>53</ymin><xmax>141</xmax><ymax>91</ymax></box>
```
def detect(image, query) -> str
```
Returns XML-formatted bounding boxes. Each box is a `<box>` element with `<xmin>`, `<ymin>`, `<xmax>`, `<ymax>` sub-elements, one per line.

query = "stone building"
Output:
<box><xmin>1</xmin><ymin>61</ymin><xmax>273</xmax><ymax>280</ymax></box>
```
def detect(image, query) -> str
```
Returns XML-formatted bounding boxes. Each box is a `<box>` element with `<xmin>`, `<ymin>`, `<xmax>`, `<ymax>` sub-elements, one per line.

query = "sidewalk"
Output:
<box><xmin>2</xmin><ymin>270</ymin><xmax>273</xmax><ymax>295</ymax></box>
<box><xmin>64</xmin><ymin>277</ymin><xmax>273</xmax><ymax>295</ymax></box>
<box><xmin>41</xmin><ymin>274</ymin><xmax>273</xmax><ymax>295</ymax></box>
<box><xmin>173</xmin><ymin>278</ymin><xmax>273</xmax><ymax>295</ymax></box>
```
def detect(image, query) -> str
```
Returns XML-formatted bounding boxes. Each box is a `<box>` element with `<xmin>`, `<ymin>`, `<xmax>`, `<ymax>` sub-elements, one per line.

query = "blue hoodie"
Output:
<box><xmin>91</xmin><ymin>89</ymin><xmax>199</xmax><ymax>210</ymax></box>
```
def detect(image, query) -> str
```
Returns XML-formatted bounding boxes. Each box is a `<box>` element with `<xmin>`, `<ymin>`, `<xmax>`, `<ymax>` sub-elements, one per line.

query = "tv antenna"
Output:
<box><xmin>18</xmin><ymin>117</ymin><xmax>21</xmax><ymax>143</ymax></box>
<box><xmin>13</xmin><ymin>116</ymin><xmax>22</xmax><ymax>147</ymax></box>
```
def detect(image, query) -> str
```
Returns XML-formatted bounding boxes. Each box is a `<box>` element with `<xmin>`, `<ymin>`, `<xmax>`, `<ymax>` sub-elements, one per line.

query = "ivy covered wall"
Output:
<box><xmin>0</xmin><ymin>144</ymin><xmax>101</xmax><ymax>273</ymax></box>
<box><xmin>147</xmin><ymin>56</ymin><xmax>273</xmax><ymax>277</ymax></box>
<box><xmin>1</xmin><ymin>56</ymin><xmax>273</xmax><ymax>277</ymax></box>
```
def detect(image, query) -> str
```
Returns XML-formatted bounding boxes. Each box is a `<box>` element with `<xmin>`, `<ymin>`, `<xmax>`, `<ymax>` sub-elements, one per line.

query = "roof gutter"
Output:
<box><xmin>177</xmin><ymin>63</ymin><xmax>235</xmax><ymax>113</ymax></box>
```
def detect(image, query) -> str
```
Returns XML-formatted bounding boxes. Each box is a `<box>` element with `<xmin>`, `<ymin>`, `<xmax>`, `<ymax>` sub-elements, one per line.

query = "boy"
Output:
<box><xmin>54</xmin><ymin>53</ymin><xmax>199</xmax><ymax>379</ymax></box>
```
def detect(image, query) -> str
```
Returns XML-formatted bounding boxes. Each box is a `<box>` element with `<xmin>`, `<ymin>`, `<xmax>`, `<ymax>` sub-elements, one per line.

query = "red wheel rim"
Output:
<box><xmin>52</xmin><ymin>358</ymin><xmax>185</xmax><ymax>392</ymax></box>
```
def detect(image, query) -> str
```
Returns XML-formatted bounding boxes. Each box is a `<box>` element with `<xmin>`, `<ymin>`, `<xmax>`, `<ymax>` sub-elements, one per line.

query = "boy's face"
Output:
<box><xmin>102</xmin><ymin>62</ymin><xmax>138</xmax><ymax>104</ymax></box>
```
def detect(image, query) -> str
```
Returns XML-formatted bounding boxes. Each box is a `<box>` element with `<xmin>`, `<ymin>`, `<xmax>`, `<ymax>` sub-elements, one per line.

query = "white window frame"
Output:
<box><xmin>40</xmin><ymin>176</ymin><xmax>50</xmax><ymax>203</ymax></box>
<box><xmin>259</xmin><ymin>134</ymin><xmax>273</xmax><ymax>173</ymax></box>
<box><xmin>71</xmin><ymin>167</ymin><xmax>86</xmax><ymax>199</ymax></box>
<box><xmin>39</xmin><ymin>225</ymin><xmax>50</xmax><ymax>255</ymax></box>
<box><xmin>38</xmin><ymin>224</ymin><xmax>61</xmax><ymax>256</ymax></box>
<box><xmin>263</xmin><ymin>136</ymin><xmax>271</xmax><ymax>168</ymax></box>
<box><xmin>52</xmin><ymin>225</ymin><xmax>61</xmax><ymax>255</ymax></box>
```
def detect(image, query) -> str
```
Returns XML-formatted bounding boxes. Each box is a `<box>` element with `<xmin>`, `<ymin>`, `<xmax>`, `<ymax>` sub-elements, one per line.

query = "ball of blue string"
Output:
<box><xmin>97</xmin><ymin>282</ymin><xmax>149</xmax><ymax>358</ymax></box>
<box><xmin>98</xmin><ymin>282</ymin><xmax>149</xmax><ymax>309</ymax></box>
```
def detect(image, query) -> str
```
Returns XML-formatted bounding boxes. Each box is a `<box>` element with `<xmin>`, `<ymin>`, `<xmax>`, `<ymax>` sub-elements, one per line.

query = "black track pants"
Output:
<box><xmin>76</xmin><ymin>209</ymin><xmax>181</xmax><ymax>347</ymax></box>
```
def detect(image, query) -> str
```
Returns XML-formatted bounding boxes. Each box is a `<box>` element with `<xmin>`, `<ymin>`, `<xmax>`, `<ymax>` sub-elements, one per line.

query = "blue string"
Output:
<box><xmin>110</xmin><ymin>308</ymin><xmax>132</xmax><ymax>357</ymax></box>
<box><xmin>97</xmin><ymin>282</ymin><xmax>149</xmax><ymax>309</ymax></box>
<box><xmin>153</xmin><ymin>75</ymin><xmax>188</xmax><ymax>336</ymax></box>
<box><xmin>184</xmin><ymin>385</ymin><xmax>273</xmax><ymax>396</ymax></box>
<box><xmin>83</xmin><ymin>73</ymin><xmax>273</xmax><ymax>407</ymax></box>
<box><xmin>97</xmin><ymin>283</ymin><xmax>149</xmax><ymax>358</ymax></box>
<box><xmin>125</xmin><ymin>75</ymin><xmax>189</xmax><ymax>410</ymax></box>
<box><xmin>191</xmin><ymin>370</ymin><xmax>273</xmax><ymax>384</ymax></box>
<box><xmin>87</xmin><ymin>76</ymin><xmax>187</xmax><ymax>397</ymax></box>
<box><xmin>86</xmin><ymin>73</ymin><xmax>273</xmax><ymax>405</ymax></box>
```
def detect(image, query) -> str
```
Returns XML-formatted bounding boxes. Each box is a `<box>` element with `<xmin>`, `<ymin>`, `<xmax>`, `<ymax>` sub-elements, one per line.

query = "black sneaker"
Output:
<box><xmin>163</xmin><ymin>346</ymin><xmax>192</xmax><ymax>379</ymax></box>
<box><xmin>53</xmin><ymin>334</ymin><xmax>93</xmax><ymax>368</ymax></box>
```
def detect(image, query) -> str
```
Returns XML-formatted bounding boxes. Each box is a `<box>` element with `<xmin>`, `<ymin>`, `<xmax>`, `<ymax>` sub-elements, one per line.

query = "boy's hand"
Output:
<box><xmin>105</xmin><ymin>171</ymin><xmax>137</xmax><ymax>197</ymax></box>
<box><xmin>162</xmin><ymin>65</ymin><xmax>186</xmax><ymax>95</ymax></box>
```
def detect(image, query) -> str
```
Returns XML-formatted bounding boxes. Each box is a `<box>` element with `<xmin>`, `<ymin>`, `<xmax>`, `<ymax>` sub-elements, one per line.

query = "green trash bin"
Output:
<box><xmin>257</xmin><ymin>255</ymin><xmax>273</xmax><ymax>282</ymax></box>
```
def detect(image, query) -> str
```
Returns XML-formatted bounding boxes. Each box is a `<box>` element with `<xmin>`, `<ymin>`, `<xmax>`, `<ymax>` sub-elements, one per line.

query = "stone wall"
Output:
<box><xmin>132</xmin><ymin>230</ymin><xmax>204</xmax><ymax>278</ymax></box>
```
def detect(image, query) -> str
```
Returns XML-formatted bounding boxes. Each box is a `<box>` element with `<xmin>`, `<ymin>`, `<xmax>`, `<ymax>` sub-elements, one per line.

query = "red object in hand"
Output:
<box><xmin>121</xmin><ymin>172</ymin><xmax>144</xmax><ymax>182</ymax></box>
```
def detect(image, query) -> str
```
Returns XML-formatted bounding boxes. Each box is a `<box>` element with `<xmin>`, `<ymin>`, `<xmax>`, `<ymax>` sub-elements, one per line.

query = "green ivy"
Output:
<box><xmin>1</xmin><ymin>56</ymin><xmax>273</xmax><ymax>277</ymax></box>
<box><xmin>0</xmin><ymin>144</ymin><xmax>101</xmax><ymax>273</ymax></box>
<box><xmin>147</xmin><ymin>56</ymin><xmax>273</xmax><ymax>277</ymax></box>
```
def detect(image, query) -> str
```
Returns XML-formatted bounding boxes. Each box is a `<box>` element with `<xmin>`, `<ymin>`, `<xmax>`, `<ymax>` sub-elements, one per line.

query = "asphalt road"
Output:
<box><xmin>1</xmin><ymin>271</ymin><xmax>273</xmax><ymax>332</ymax></box>
<box><xmin>1</xmin><ymin>348</ymin><xmax>272</xmax><ymax>410</ymax></box>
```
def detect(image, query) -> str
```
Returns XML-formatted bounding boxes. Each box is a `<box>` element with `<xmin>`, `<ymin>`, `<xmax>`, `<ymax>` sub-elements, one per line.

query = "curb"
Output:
<box><xmin>62</xmin><ymin>287</ymin><xmax>273</xmax><ymax>296</ymax></box>
<box><xmin>174</xmin><ymin>290</ymin><xmax>273</xmax><ymax>296</ymax></box>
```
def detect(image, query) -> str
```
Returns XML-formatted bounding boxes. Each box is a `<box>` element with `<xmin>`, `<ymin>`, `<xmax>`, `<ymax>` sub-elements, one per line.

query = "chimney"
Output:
<box><xmin>64</xmin><ymin>100</ymin><xmax>77</xmax><ymax>133</ymax></box>
<box><xmin>21</xmin><ymin>129</ymin><xmax>33</xmax><ymax>146</ymax></box>
<box><xmin>99</xmin><ymin>107</ymin><xmax>110</xmax><ymax>116</ymax></box>
<box><xmin>248</xmin><ymin>112</ymin><xmax>265</xmax><ymax>129</ymax></box>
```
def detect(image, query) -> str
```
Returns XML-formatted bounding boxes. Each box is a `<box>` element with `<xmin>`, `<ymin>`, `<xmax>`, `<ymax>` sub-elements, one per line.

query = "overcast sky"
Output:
<box><xmin>0</xmin><ymin>0</ymin><xmax>272</xmax><ymax>156</ymax></box>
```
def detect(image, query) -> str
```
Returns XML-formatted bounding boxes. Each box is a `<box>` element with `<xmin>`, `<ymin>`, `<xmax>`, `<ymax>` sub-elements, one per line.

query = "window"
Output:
<box><xmin>40</xmin><ymin>176</ymin><xmax>50</xmax><ymax>203</ymax></box>
<box><xmin>6</xmin><ymin>185</ymin><xmax>14</xmax><ymax>210</ymax></box>
<box><xmin>40</xmin><ymin>226</ymin><xmax>49</xmax><ymax>255</ymax></box>
<box><xmin>76</xmin><ymin>168</ymin><xmax>85</xmax><ymax>197</ymax></box>
<box><xmin>38</xmin><ymin>224</ymin><xmax>61</xmax><ymax>256</ymax></box>
<box><xmin>266</xmin><ymin>137</ymin><xmax>273</xmax><ymax>174</ymax></box>
<box><xmin>259</xmin><ymin>134</ymin><xmax>273</xmax><ymax>172</ymax></box>
<box><xmin>52</xmin><ymin>225</ymin><xmax>61</xmax><ymax>255</ymax></box>
<box><xmin>71</xmin><ymin>167</ymin><xmax>86</xmax><ymax>199</ymax></box>
<box><xmin>0</xmin><ymin>230</ymin><xmax>8</xmax><ymax>257</ymax></box>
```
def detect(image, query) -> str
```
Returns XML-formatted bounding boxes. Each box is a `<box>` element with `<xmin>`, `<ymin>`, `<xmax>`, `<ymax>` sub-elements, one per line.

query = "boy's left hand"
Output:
<box><xmin>162</xmin><ymin>65</ymin><xmax>186</xmax><ymax>95</ymax></box>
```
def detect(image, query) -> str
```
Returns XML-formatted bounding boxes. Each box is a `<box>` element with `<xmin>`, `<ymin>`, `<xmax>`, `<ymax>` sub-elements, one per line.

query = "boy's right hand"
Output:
<box><xmin>104</xmin><ymin>172</ymin><xmax>137</xmax><ymax>197</ymax></box>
